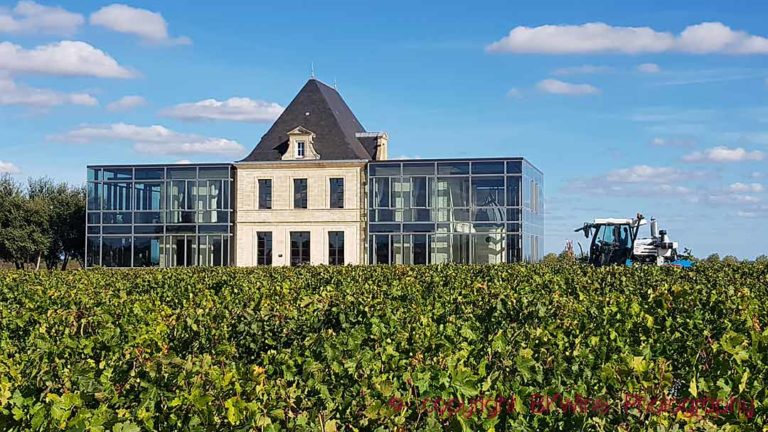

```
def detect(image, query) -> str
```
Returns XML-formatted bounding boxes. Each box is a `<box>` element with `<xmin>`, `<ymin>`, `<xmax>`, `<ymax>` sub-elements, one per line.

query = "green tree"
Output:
<box><xmin>0</xmin><ymin>175</ymin><xmax>49</xmax><ymax>269</ymax></box>
<box><xmin>704</xmin><ymin>253</ymin><xmax>721</xmax><ymax>263</ymax></box>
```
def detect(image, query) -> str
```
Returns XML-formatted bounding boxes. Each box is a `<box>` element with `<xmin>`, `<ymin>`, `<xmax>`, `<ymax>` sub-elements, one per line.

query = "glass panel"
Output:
<box><xmin>169</xmin><ymin>235</ymin><xmax>185</xmax><ymax>267</ymax></box>
<box><xmin>506</xmin><ymin>234</ymin><xmax>521</xmax><ymax>263</ymax></box>
<box><xmin>102</xmin><ymin>212</ymin><xmax>132</xmax><ymax>225</ymax></box>
<box><xmin>102</xmin><ymin>168</ymin><xmax>132</xmax><ymax>180</ymax></box>
<box><xmin>413</xmin><ymin>234</ymin><xmax>428</xmax><ymax>265</ymax></box>
<box><xmin>134</xmin><ymin>236</ymin><xmax>162</xmax><ymax>267</ymax></box>
<box><xmin>198</xmin><ymin>236</ymin><xmax>211</xmax><ymax>267</ymax></box>
<box><xmin>198</xmin><ymin>167</ymin><xmax>230</xmax><ymax>179</ymax></box>
<box><xmin>413</xmin><ymin>209</ymin><xmax>432</xmax><ymax>222</ymax></box>
<box><xmin>257</xmin><ymin>232</ymin><xmax>272</xmax><ymax>265</ymax></box>
<box><xmin>86</xmin><ymin>236</ymin><xmax>100</xmax><ymax>267</ymax></box>
<box><xmin>258</xmin><ymin>179</ymin><xmax>272</xmax><ymax>209</ymax></box>
<box><xmin>290</xmin><ymin>231</ymin><xmax>310</xmax><ymax>266</ymax></box>
<box><xmin>134</xmin><ymin>212</ymin><xmax>162</xmax><ymax>224</ymax></box>
<box><xmin>134</xmin><ymin>168</ymin><xmax>164</xmax><ymax>180</ymax></box>
<box><xmin>185</xmin><ymin>181</ymin><xmax>197</xmax><ymax>210</ymax></box>
<box><xmin>370</xmin><ymin>163</ymin><xmax>401</xmax><ymax>176</ymax></box>
<box><xmin>167</xmin><ymin>224</ymin><xmax>196</xmax><ymax>234</ymax></box>
<box><xmin>472</xmin><ymin>207</ymin><xmax>505</xmax><ymax>222</ymax></box>
<box><xmin>472</xmin><ymin>177</ymin><xmax>505</xmax><ymax>207</ymax></box>
<box><xmin>392</xmin><ymin>235</ymin><xmax>408</xmax><ymax>265</ymax></box>
<box><xmin>451</xmin><ymin>234</ymin><xmax>471</xmax><ymax>264</ymax></box>
<box><xmin>402</xmin><ymin>162</ymin><xmax>434</xmax><ymax>175</ymax></box>
<box><xmin>102</xmin><ymin>226</ymin><xmax>131</xmax><ymax>235</ymax></box>
<box><xmin>103</xmin><ymin>182</ymin><xmax>131</xmax><ymax>211</ymax></box>
<box><xmin>87</xmin><ymin>226</ymin><xmax>100</xmax><ymax>234</ymax></box>
<box><xmin>87</xmin><ymin>212</ymin><xmax>100</xmax><ymax>225</ymax></box>
<box><xmin>437</xmin><ymin>162</ymin><xmax>469</xmax><ymax>175</ymax></box>
<box><xmin>370</xmin><ymin>223</ymin><xmax>401</xmax><ymax>233</ymax></box>
<box><xmin>430</xmin><ymin>234</ymin><xmax>449</xmax><ymax>264</ymax></box>
<box><xmin>471</xmin><ymin>161</ymin><xmax>505</xmax><ymax>175</ymax></box>
<box><xmin>87</xmin><ymin>183</ymin><xmax>101</xmax><ymax>210</ymax></box>
<box><xmin>102</xmin><ymin>237</ymin><xmax>131</xmax><ymax>267</ymax></box>
<box><xmin>196</xmin><ymin>180</ymin><xmax>210</xmax><ymax>211</ymax></box>
<box><xmin>87</xmin><ymin>168</ymin><xmax>100</xmax><ymax>181</ymax></box>
<box><xmin>373</xmin><ymin>177</ymin><xmax>390</xmax><ymax>208</ymax></box>
<box><xmin>507</xmin><ymin>208</ymin><xmax>521</xmax><ymax>222</ymax></box>
<box><xmin>473</xmin><ymin>233</ymin><xmax>505</xmax><ymax>264</ymax></box>
<box><xmin>222</xmin><ymin>237</ymin><xmax>230</xmax><ymax>266</ymax></box>
<box><xmin>506</xmin><ymin>161</ymin><xmax>522</xmax><ymax>174</ymax></box>
<box><xmin>328</xmin><ymin>231</ymin><xmax>344</xmax><ymax>265</ymax></box>
<box><xmin>392</xmin><ymin>178</ymin><xmax>411</xmax><ymax>209</ymax></box>
<box><xmin>168</xmin><ymin>167</ymin><xmax>196</xmax><ymax>179</ymax></box>
<box><xmin>436</xmin><ymin>177</ymin><xmax>470</xmax><ymax>208</ymax></box>
<box><xmin>506</xmin><ymin>176</ymin><xmax>521</xmax><ymax>207</ymax></box>
<box><xmin>134</xmin><ymin>182</ymin><xmax>162</xmax><ymax>211</ymax></box>
<box><xmin>134</xmin><ymin>225</ymin><xmax>163</xmax><ymax>234</ymax></box>
<box><xmin>213</xmin><ymin>236</ymin><xmax>225</xmax><ymax>266</ymax></box>
<box><xmin>374</xmin><ymin>235</ymin><xmax>390</xmax><ymax>264</ymax></box>
<box><xmin>185</xmin><ymin>236</ymin><xmax>197</xmax><ymax>266</ymax></box>
<box><xmin>403</xmin><ymin>223</ymin><xmax>435</xmax><ymax>233</ymax></box>
<box><xmin>293</xmin><ymin>179</ymin><xmax>307</xmax><ymax>209</ymax></box>
<box><xmin>199</xmin><ymin>225</ymin><xmax>228</xmax><ymax>234</ymax></box>
<box><xmin>411</xmin><ymin>177</ymin><xmax>429</xmax><ymax>207</ymax></box>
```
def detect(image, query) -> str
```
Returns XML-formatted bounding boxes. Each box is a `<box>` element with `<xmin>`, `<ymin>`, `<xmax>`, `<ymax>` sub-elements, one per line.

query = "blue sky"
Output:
<box><xmin>0</xmin><ymin>0</ymin><xmax>766</xmax><ymax>258</ymax></box>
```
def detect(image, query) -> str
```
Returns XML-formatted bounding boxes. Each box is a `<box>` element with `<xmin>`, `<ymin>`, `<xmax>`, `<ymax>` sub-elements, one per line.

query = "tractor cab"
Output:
<box><xmin>575</xmin><ymin>216</ymin><xmax>645</xmax><ymax>267</ymax></box>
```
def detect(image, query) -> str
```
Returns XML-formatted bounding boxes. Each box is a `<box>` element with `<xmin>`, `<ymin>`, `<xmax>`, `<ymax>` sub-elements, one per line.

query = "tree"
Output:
<box><xmin>704</xmin><ymin>253</ymin><xmax>721</xmax><ymax>263</ymax></box>
<box><xmin>0</xmin><ymin>174</ymin><xmax>85</xmax><ymax>270</ymax></box>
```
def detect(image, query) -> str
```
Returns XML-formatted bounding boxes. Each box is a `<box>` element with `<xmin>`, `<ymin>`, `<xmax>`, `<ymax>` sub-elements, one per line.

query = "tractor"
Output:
<box><xmin>574</xmin><ymin>213</ymin><xmax>692</xmax><ymax>267</ymax></box>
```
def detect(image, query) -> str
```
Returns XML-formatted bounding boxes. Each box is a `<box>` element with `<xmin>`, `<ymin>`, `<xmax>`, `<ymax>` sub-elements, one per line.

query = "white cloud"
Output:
<box><xmin>506</xmin><ymin>88</ymin><xmax>523</xmax><ymax>99</ymax></box>
<box><xmin>650</xmin><ymin>137</ymin><xmax>695</xmax><ymax>147</ymax></box>
<box><xmin>536</xmin><ymin>79</ymin><xmax>599</xmax><ymax>95</ymax></box>
<box><xmin>106</xmin><ymin>95</ymin><xmax>146</xmax><ymax>112</ymax></box>
<box><xmin>751</xmin><ymin>172</ymin><xmax>764</xmax><ymax>179</ymax></box>
<box><xmin>51</xmin><ymin>123</ymin><xmax>244</xmax><ymax>156</ymax></box>
<box><xmin>0</xmin><ymin>76</ymin><xmax>97</xmax><ymax>108</ymax></box>
<box><xmin>487</xmin><ymin>22</ymin><xmax>768</xmax><ymax>55</ymax></box>
<box><xmin>728</xmin><ymin>182</ymin><xmax>764</xmax><ymax>193</ymax></box>
<box><xmin>637</xmin><ymin>63</ymin><xmax>661</xmax><ymax>73</ymax></box>
<box><xmin>552</xmin><ymin>65</ymin><xmax>613</xmax><ymax>76</ymax></box>
<box><xmin>683</xmin><ymin>146</ymin><xmax>764</xmax><ymax>163</ymax></box>
<box><xmin>161</xmin><ymin>97</ymin><xmax>284</xmax><ymax>123</ymax></box>
<box><xmin>0</xmin><ymin>41</ymin><xmax>135</xmax><ymax>78</ymax></box>
<box><xmin>90</xmin><ymin>4</ymin><xmax>190</xmax><ymax>45</ymax></box>
<box><xmin>0</xmin><ymin>1</ymin><xmax>83</xmax><ymax>36</ymax></box>
<box><xmin>0</xmin><ymin>160</ymin><xmax>20</xmax><ymax>174</ymax></box>
<box><xmin>605</xmin><ymin>165</ymin><xmax>689</xmax><ymax>183</ymax></box>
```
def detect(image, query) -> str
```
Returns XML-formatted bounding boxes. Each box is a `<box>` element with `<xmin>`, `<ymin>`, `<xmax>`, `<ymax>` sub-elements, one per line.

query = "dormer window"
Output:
<box><xmin>296</xmin><ymin>141</ymin><xmax>306</xmax><ymax>158</ymax></box>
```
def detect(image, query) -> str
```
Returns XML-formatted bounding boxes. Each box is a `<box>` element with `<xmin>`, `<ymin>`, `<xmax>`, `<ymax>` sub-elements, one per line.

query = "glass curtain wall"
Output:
<box><xmin>368</xmin><ymin>159</ymin><xmax>543</xmax><ymax>264</ymax></box>
<box><xmin>86</xmin><ymin>164</ymin><xmax>233</xmax><ymax>267</ymax></box>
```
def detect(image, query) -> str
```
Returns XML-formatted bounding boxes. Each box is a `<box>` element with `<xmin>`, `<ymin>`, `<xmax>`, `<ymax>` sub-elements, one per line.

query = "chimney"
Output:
<box><xmin>375</xmin><ymin>133</ymin><xmax>388</xmax><ymax>160</ymax></box>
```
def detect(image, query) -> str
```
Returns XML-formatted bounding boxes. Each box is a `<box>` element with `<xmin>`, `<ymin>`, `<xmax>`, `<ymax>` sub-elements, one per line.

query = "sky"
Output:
<box><xmin>0</xmin><ymin>0</ymin><xmax>766</xmax><ymax>258</ymax></box>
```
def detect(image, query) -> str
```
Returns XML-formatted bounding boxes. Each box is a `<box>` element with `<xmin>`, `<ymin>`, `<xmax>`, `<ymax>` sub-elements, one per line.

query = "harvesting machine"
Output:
<box><xmin>574</xmin><ymin>213</ymin><xmax>692</xmax><ymax>267</ymax></box>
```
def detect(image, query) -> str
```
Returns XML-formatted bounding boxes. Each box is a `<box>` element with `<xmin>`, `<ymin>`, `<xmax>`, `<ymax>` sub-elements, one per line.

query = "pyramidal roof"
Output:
<box><xmin>241</xmin><ymin>79</ymin><xmax>376</xmax><ymax>161</ymax></box>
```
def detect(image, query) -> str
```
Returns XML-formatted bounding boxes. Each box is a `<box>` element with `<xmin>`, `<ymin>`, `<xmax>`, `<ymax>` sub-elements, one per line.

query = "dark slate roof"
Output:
<box><xmin>357</xmin><ymin>135</ymin><xmax>379</xmax><ymax>159</ymax></box>
<box><xmin>241</xmin><ymin>79</ymin><xmax>375</xmax><ymax>161</ymax></box>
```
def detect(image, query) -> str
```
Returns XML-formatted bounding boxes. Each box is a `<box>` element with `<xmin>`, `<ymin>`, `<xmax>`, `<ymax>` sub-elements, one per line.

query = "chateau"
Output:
<box><xmin>85</xmin><ymin>79</ymin><xmax>543</xmax><ymax>267</ymax></box>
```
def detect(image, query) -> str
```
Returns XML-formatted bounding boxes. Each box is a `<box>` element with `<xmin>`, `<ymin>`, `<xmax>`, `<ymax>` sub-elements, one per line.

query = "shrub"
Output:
<box><xmin>1</xmin><ymin>262</ymin><xmax>766</xmax><ymax>430</ymax></box>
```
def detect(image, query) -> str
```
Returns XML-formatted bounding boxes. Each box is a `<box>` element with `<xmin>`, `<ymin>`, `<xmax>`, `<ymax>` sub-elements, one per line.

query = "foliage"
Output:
<box><xmin>0</xmin><ymin>174</ymin><xmax>85</xmax><ymax>270</ymax></box>
<box><xmin>1</xmin><ymin>262</ymin><xmax>767</xmax><ymax>431</ymax></box>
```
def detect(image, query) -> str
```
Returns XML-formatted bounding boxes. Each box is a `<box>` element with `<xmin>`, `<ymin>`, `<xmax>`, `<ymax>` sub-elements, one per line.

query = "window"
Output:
<box><xmin>329</xmin><ymin>178</ymin><xmax>344</xmax><ymax>208</ymax></box>
<box><xmin>257</xmin><ymin>232</ymin><xmax>272</xmax><ymax>265</ymax></box>
<box><xmin>294</xmin><ymin>179</ymin><xmax>308</xmax><ymax>208</ymax></box>
<box><xmin>290</xmin><ymin>231</ymin><xmax>310</xmax><ymax>266</ymax></box>
<box><xmin>328</xmin><ymin>231</ymin><xmax>344</xmax><ymax>265</ymax></box>
<box><xmin>296</xmin><ymin>141</ymin><xmax>305</xmax><ymax>158</ymax></box>
<box><xmin>258</xmin><ymin>179</ymin><xmax>272</xmax><ymax>209</ymax></box>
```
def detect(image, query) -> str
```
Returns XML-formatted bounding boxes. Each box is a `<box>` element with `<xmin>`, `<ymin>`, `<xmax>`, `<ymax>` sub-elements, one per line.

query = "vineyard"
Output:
<box><xmin>1</xmin><ymin>262</ymin><xmax>766</xmax><ymax>431</ymax></box>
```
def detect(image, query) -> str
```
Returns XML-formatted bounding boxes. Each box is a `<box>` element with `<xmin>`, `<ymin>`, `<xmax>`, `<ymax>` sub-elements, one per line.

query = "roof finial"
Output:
<box><xmin>310</xmin><ymin>62</ymin><xmax>315</xmax><ymax>79</ymax></box>
<box><xmin>333</xmin><ymin>77</ymin><xmax>337</xmax><ymax>90</ymax></box>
